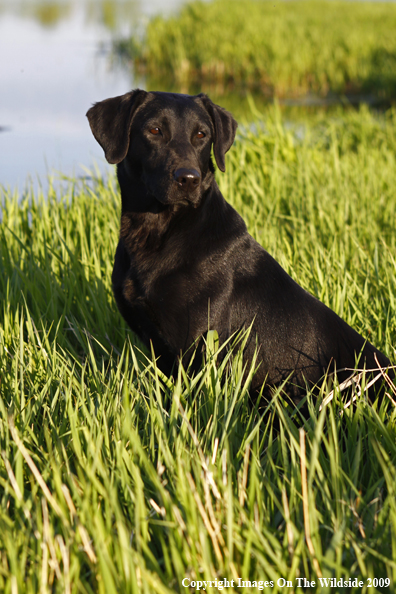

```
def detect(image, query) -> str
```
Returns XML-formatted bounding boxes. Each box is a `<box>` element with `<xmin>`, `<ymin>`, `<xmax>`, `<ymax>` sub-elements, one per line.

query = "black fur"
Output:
<box><xmin>87</xmin><ymin>90</ymin><xmax>393</xmax><ymax>403</ymax></box>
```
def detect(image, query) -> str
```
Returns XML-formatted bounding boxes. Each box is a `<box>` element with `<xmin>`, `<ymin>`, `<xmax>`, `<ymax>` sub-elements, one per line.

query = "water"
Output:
<box><xmin>0</xmin><ymin>0</ymin><xmax>188</xmax><ymax>190</ymax></box>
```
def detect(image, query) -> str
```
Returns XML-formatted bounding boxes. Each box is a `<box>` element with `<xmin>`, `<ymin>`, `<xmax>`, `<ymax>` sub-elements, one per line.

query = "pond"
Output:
<box><xmin>0</xmin><ymin>0</ymin><xmax>192</xmax><ymax>190</ymax></box>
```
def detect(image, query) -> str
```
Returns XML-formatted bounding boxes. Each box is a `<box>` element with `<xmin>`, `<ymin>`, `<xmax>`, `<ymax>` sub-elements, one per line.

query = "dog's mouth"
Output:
<box><xmin>156</xmin><ymin>182</ymin><xmax>201</xmax><ymax>207</ymax></box>
<box><xmin>146</xmin><ymin>187</ymin><xmax>193</xmax><ymax>210</ymax></box>
<box><xmin>156</xmin><ymin>195</ymin><xmax>195</xmax><ymax>209</ymax></box>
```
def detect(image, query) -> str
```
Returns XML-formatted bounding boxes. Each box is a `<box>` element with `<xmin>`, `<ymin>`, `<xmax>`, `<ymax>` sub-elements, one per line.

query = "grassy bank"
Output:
<box><xmin>118</xmin><ymin>0</ymin><xmax>396</xmax><ymax>101</ymax></box>
<box><xmin>1</xmin><ymin>105</ymin><xmax>396</xmax><ymax>592</ymax></box>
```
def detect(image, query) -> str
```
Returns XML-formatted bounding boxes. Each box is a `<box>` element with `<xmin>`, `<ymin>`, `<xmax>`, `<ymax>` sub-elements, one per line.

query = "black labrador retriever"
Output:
<box><xmin>87</xmin><ymin>90</ymin><xmax>393</xmax><ymax>404</ymax></box>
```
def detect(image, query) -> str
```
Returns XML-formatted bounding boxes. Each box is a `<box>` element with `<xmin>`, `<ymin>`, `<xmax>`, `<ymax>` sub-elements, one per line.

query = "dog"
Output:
<box><xmin>87</xmin><ymin>90</ymin><xmax>393</xmax><ymax>404</ymax></box>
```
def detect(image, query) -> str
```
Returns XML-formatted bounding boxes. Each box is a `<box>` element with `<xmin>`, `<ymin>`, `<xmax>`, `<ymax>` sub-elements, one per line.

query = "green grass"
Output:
<box><xmin>118</xmin><ymin>0</ymin><xmax>396</xmax><ymax>101</ymax></box>
<box><xmin>1</xmin><ymin>104</ymin><xmax>396</xmax><ymax>592</ymax></box>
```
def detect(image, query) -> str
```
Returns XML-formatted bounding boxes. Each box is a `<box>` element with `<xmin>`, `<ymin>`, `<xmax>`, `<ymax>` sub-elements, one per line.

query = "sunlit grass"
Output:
<box><xmin>118</xmin><ymin>0</ymin><xmax>396</xmax><ymax>101</ymax></box>
<box><xmin>0</xmin><ymin>105</ymin><xmax>396</xmax><ymax>592</ymax></box>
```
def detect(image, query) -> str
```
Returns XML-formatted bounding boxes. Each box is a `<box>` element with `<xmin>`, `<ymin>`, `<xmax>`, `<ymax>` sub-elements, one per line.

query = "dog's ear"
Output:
<box><xmin>86</xmin><ymin>89</ymin><xmax>147</xmax><ymax>164</ymax></box>
<box><xmin>198</xmin><ymin>94</ymin><xmax>238</xmax><ymax>172</ymax></box>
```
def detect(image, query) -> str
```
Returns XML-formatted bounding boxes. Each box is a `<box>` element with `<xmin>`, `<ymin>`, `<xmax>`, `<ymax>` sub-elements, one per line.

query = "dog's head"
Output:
<box><xmin>86</xmin><ymin>90</ymin><xmax>237</xmax><ymax>206</ymax></box>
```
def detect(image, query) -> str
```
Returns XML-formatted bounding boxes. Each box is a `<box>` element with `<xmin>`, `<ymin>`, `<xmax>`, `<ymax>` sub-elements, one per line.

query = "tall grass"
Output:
<box><xmin>1</xmin><ymin>105</ymin><xmax>396</xmax><ymax>592</ymax></box>
<box><xmin>119</xmin><ymin>0</ymin><xmax>396</xmax><ymax>100</ymax></box>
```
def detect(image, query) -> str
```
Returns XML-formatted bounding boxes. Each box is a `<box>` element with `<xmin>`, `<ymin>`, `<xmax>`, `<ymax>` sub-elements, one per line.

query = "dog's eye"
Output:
<box><xmin>150</xmin><ymin>127</ymin><xmax>161</xmax><ymax>135</ymax></box>
<box><xmin>197</xmin><ymin>131</ymin><xmax>205</xmax><ymax>139</ymax></box>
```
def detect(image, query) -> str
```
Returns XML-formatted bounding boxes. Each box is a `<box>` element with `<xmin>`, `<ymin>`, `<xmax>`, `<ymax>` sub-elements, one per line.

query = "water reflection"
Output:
<box><xmin>20</xmin><ymin>2</ymin><xmax>71</xmax><ymax>28</ymax></box>
<box><xmin>0</xmin><ymin>1</ymin><xmax>140</xmax><ymax>31</ymax></box>
<box><xmin>0</xmin><ymin>0</ymin><xmax>187</xmax><ymax>189</ymax></box>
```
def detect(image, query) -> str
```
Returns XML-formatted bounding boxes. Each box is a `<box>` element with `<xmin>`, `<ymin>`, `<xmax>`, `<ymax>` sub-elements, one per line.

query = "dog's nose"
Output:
<box><xmin>174</xmin><ymin>168</ymin><xmax>201</xmax><ymax>191</ymax></box>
